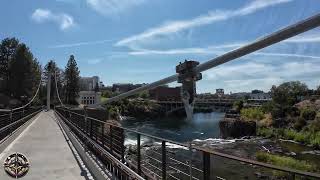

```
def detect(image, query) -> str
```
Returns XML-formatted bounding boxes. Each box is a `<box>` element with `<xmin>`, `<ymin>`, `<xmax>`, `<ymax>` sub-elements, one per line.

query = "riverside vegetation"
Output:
<box><xmin>236</xmin><ymin>81</ymin><xmax>320</xmax><ymax>174</ymax></box>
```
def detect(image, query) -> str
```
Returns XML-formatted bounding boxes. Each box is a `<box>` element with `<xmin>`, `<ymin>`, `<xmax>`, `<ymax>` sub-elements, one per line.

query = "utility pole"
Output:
<box><xmin>47</xmin><ymin>72</ymin><xmax>51</xmax><ymax>110</ymax></box>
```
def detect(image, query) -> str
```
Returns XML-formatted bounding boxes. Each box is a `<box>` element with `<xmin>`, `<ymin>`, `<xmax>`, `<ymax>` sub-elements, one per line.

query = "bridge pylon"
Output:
<box><xmin>47</xmin><ymin>72</ymin><xmax>51</xmax><ymax>110</ymax></box>
<box><xmin>176</xmin><ymin>60</ymin><xmax>202</xmax><ymax>120</ymax></box>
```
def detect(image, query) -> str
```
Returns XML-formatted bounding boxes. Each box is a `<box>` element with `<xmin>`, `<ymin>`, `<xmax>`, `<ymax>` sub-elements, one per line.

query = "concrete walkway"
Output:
<box><xmin>0</xmin><ymin>111</ymin><xmax>88</xmax><ymax>180</ymax></box>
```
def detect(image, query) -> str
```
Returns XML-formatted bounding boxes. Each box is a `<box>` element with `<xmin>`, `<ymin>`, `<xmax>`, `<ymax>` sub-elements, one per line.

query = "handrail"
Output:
<box><xmin>57</xmin><ymin>107</ymin><xmax>320</xmax><ymax>179</ymax></box>
<box><xmin>55</xmin><ymin>109</ymin><xmax>144</xmax><ymax>180</ymax></box>
<box><xmin>89</xmin><ymin>13</ymin><xmax>320</xmax><ymax>107</ymax></box>
<box><xmin>0</xmin><ymin>109</ymin><xmax>42</xmax><ymax>133</ymax></box>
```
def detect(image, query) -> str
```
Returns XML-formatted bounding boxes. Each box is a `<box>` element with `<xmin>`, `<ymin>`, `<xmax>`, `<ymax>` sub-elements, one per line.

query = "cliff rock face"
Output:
<box><xmin>219</xmin><ymin>118</ymin><xmax>256</xmax><ymax>138</ymax></box>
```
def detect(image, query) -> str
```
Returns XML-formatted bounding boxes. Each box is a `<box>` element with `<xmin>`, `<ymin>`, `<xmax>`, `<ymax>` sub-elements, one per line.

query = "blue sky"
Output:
<box><xmin>1</xmin><ymin>0</ymin><xmax>320</xmax><ymax>93</ymax></box>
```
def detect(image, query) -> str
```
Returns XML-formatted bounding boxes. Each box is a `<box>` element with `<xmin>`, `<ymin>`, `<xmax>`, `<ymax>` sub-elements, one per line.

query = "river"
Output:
<box><xmin>121</xmin><ymin>112</ymin><xmax>225</xmax><ymax>143</ymax></box>
<box><xmin>120</xmin><ymin>112</ymin><xmax>320</xmax><ymax>179</ymax></box>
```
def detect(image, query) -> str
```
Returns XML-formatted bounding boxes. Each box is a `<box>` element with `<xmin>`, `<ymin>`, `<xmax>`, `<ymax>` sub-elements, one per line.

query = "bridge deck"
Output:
<box><xmin>0</xmin><ymin>111</ymin><xmax>89</xmax><ymax>180</ymax></box>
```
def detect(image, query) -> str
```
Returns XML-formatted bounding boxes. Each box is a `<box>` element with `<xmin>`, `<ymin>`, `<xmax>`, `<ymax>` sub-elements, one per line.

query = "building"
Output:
<box><xmin>112</xmin><ymin>83</ymin><xmax>146</xmax><ymax>93</ymax></box>
<box><xmin>78</xmin><ymin>76</ymin><xmax>103</xmax><ymax>105</ymax></box>
<box><xmin>216</xmin><ymin>89</ymin><xmax>224</xmax><ymax>97</ymax></box>
<box><xmin>249</xmin><ymin>92</ymin><xmax>271</xmax><ymax>100</ymax></box>
<box><xmin>78</xmin><ymin>91</ymin><xmax>101</xmax><ymax>105</ymax></box>
<box><xmin>79</xmin><ymin>76</ymin><xmax>100</xmax><ymax>91</ymax></box>
<box><xmin>230</xmin><ymin>92</ymin><xmax>271</xmax><ymax>100</ymax></box>
<box><xmin>149</xmin><ymin>86</ymin><xmax>181</xmax><ymax>101</ymax></box>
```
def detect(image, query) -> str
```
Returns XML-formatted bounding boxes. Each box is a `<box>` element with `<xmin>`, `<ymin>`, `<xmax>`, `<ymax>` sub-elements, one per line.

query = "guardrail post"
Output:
<box><xmin>101</xmin><ymin>122</ymin><xmax>105</xmax><ymax>147</ymax></box>
<box><xmin>137</xmin><ymin>134</ymin><xmax>141</xmax><ymax>175</ymax></box>
<box><xmin>203</xmin><ymin>151</ymin><xmax>210</xmax><ymax>180</ymax></box>
<box><xmin>162</xmin><ymin>141</ymin><xmax>166</xmax><ymax>180</ymax></box>
<box><xmin>291</xmin><ymin>173</ymin><xmax>296</xmax><ymax>180</ymax></box>
<box><xmin>84</xmin><ymin>106</ymin><xmax>89</xmax><ymax>135</ymax></box>
<box><xmin>110</xmin><ymin>125</ymin><xmax>113</xmax><ymax>154</ymax></box>
<box><xmin>9</xmin><ymin>109</ymin><xmax>13</xmax><ymax>134</ymax></box>
<box><xmin>90</xmin><ymin>118</ymin><xmax>93</xmax><ymax>138</ymax></box>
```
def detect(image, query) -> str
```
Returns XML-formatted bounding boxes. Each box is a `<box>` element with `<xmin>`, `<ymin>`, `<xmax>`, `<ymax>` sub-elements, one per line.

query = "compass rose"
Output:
<box><xmin>4</xmin><ymin>153</ymin><xmax>30</xmax><ymax>178</ymax></box>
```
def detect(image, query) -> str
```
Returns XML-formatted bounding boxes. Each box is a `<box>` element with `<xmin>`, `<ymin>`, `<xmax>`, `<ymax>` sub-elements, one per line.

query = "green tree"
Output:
<box><xmin>44</xmin><ymin>60</ymin><xmax>63</xmax><ymax>104</ymax></box>
<box><xmin>0</xmin><ymin>38</ymin><xmax>19</xmax><ymax>94</ymax></box>
<box><xmin>270</xmin><ymin>81</ymin><xmax>308</xmax><ymax>118</ymax></box>
<box><xmin>271</xmin><ymin>81</ymin><xmax>308</xmax><ymax>106</ymax></box>
<box><xmin>102</xmin><ymin>90</ymin><xmax>112</xmax><ymax>98</ymax></box>
<box><xmin>9</xmin><ymin>44</ymin><xmax>39</xmax><ymax>100</ymax></box>
<box><xmin>65</xmin><ymin>55</ymin><xmax>80</xmax><ymax>105</ymax></box>
<box><xmin>233</xmin><ymin>100</ymin><xmax>244</xmax><ymax>112</ymax></box>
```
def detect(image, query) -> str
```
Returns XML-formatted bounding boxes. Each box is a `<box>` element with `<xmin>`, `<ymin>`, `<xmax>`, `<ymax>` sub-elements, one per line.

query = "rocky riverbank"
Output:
<box><xmin>125</xmin><ymin>137</ymin><xmax>320</xmax><ymax>179</ymax></box>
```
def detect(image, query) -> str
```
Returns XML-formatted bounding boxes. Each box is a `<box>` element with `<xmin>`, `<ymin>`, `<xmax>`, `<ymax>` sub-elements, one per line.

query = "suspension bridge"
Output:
<box><xmin>1</xmin><ymin>13</ymin><xmax>320</xmax><ymax>179</ymax></box>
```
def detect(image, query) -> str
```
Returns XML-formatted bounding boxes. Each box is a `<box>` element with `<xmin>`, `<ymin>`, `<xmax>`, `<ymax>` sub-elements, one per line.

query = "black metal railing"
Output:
<box><xmin>0</xmin><ymin>106</ymin><xmax>42</xmax><ymax>141</ymax></box>
<box><xmin>55</xmin><ymin>107</ymin><xmax>320</xmax><ymax>180</ymax></box>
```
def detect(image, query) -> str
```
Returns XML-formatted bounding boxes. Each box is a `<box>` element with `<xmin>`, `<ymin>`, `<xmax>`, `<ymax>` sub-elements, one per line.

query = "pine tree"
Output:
<box><xmin>9</xmin><ymin>44</ymin><xmax>36</xmax><ymax>99</ymax></box>
<box><xmin>44</xmin><ymin>60</ymin><xmax>63</xmax><ymax>105</ymax></box>
<box><xmin>65</xmin><ymin>55</ymin><xmax>80</xmax><ymax>105</ymax></box>
<box><xmin>0</xmin><ymin>38</ymin><xmax>19</xmax><ymax>94</ymax></box>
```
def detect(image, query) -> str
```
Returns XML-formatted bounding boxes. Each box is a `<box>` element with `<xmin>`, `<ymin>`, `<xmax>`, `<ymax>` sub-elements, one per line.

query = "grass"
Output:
<box><xmin>256</xmin><ymin>152</ymin><xmax>317</xmax><ymax>175</ymax></box>
<box><xmin>257</xmin><ymin>128</ymin><xmax>320</xmax><ymax>148</ymax></box>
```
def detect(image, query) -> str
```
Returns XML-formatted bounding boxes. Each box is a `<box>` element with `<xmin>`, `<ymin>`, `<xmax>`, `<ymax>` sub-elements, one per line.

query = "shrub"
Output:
<box><xmin>233</xmin><ymin>100</ymin><xmax>244</xmax><ymax>112</ymax></box>
<box><xmin>261</xmin><ymin>101</ymin><xmax>275</xmax><ymax>113</ymax></box>
<box><xmin>309</xmin><ymin>132</ymin><xmax>320</xmax><ymax>147</ymax></box>
<box><xmin>283</xmin><ymin>129</ymin><xmax>296</xmax><ymax>140</ymax></box>
<box><xmin>307</xmin><ymin>119</ymin><xmax>320</xmax><ymax>133</ymax></box>
<box><xmin>300</xmin><ymin>107</ymin><xmax>316</xmax><ymax>120</ymax></box>
<box><xmin>240</xmin><ymin>108</ymin><xmax>264</xmax><ymax>121</ymax></box>
<box><xmin>259</xmin><ymin>113</ymin><xmax>273</xmax><ymax>127</ymax></box>
<box><xmin>293</xmin><ymin>117</ymin><xmax>307</xmax><ymax>131</ymax></box>
<box><xmin>257</xmin><ymin>127</ymin><xmax>275</xmax><ymax>138</ymax></box>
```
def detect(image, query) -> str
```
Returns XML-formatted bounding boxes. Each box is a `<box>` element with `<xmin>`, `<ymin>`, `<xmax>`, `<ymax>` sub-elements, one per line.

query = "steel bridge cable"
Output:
<box><xmin>88</xmin><ymin>13</ymin><xmax>320</xmax><ymax>108</ymax></box>
<box><xmin>0</xmin><ymin>71</ymin><xmax>42</xmax><ymax>112</ymax></box>
<box><xmin>18</xmin><ymin>74</ymin><xmax>43</xmax><ymax>110</ymax></box>
<box><xmin>54</xmin><ymin>71</ymin><xmax>64</xmax><ymax>107</ymax></box>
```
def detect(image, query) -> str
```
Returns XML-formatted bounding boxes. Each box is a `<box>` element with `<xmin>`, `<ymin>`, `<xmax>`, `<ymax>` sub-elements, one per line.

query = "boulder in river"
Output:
<box><xmin>219</xmin><ymin>118</ymin><xmax>256</xmax><ymax>138</ymax></box>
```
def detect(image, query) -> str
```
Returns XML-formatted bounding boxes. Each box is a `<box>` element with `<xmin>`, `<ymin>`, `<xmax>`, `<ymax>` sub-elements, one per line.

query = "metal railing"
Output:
<box><xmin>0</xmin><ymin>107</ymin><xmax>42</xmax><ymax>141</ymax></box>
<box><xmin>55</xmin><ymin>107</ymin><xmax>320</xmax><ymax>180</ymax></box>
<box><xmin>51</xmin><ymin>12</ymin><xmax>320</xmax><ymax>180</ymax></box>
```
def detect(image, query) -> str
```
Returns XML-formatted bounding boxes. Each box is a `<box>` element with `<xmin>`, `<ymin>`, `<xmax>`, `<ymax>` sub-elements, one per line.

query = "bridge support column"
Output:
<box><xmin>47</xmin><ymin>72</ymin><xmax>51</xmax><ymax>110</ymax></box>
<box><xmin>176</xmin><ymin>60</ymin><xmax>202</xmax><ymax>120</ymax></box>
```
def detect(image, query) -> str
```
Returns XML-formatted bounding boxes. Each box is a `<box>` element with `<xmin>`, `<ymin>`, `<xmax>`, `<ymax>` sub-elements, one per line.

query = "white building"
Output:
<box><xmin>78</xmin><ymin>91</ymin><xmax>101</xmax><ymax>105</ymax></box>
<box><xmin>79</xmin><ymin>76</ymin><xmax>100</xmax><ymax>91</ymax></box>
<box><xmin>78</xmin><ymin>76</ymin><xmax>103</xmax><ymax>105</ymax></box>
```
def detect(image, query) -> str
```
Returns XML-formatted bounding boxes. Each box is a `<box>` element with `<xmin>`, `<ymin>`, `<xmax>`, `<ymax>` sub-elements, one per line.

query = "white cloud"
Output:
<box><xmin>87</xmin><ymin>0</ymin><xmax>145</xmax><ymax>16</ymax></box>
<box><xmin>128</xmin><ymin>44</ymin><xmax>320</xmax><ymax>60</ymax></box>
<box><xmin>49</xmin><ymin>39</ymin><xmax>113</xmax><ymax>48</ymax></box>
<box><xmin>285</xmin><ymin>32</ymin><xmax>320</xmax><ymax>43</ymax></box>
<box><xmin>253</xmin><ymin>52</ymin><xmax>320</xmax><ymax>59</ymax></box>
<box><xmin>203</xmin><ymin>61</ymin><xmax>320</xmax><ymax>92</ymax></box>
<box><xmin>31</xmin><ymin>9</ymin><xmax>75</xmax><ymax>30</ymax></box>
<box><xmin>116</xmin><ymin>0</ymin><xmax>292</xmax><ymax>47</ymax></box>
<box><xmin>128</xmin><ymin>43</ymin><xmax>245</xmax><ymax>55</ymax></box>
